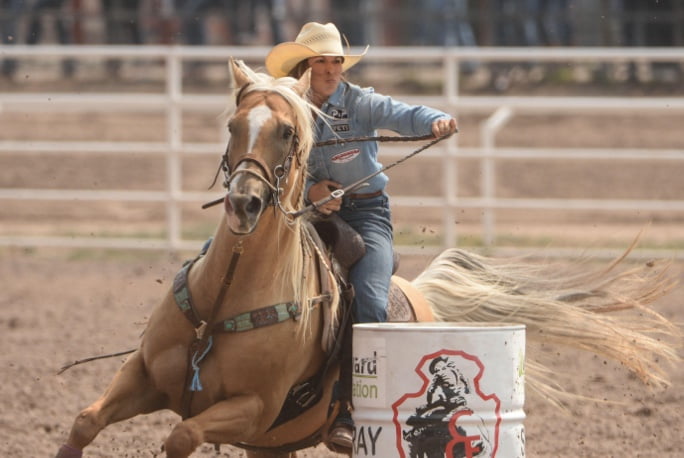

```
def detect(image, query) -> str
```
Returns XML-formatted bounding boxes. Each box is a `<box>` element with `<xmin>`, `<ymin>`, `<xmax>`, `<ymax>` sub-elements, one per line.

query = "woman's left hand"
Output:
<box><xmin>431</xmin><ymin>118</ymin><xmax>458</xmax><ymax>138</ymax></box>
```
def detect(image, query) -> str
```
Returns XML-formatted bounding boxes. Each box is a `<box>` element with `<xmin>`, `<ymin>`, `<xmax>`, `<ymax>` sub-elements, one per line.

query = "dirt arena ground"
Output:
<box><xmin>1</xmin><ymin>74</ymin><xmax>683</xmax><ymax>457</ymax></box>
<box><xmin>1</xmin><ymin>252</ymin><xmax>682</xmax><ymax>457</ymax></box>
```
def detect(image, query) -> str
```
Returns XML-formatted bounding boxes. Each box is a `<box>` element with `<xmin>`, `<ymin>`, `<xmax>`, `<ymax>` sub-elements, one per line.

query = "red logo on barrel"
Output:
<box><xmin>391</xmin><ymin>350</ymin><xmax>502</xmax><ymax>457</ymax></box>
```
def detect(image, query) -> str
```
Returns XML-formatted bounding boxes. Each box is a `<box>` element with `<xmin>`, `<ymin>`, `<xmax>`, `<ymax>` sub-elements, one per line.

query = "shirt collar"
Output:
<box><xmin>324</xmin><ymin>82</ymin><xmax>346</xmax><ymax>108</ymax></box>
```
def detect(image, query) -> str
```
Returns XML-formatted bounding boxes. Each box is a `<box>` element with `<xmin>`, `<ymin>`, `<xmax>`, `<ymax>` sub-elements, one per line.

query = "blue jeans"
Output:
<box><xmin>338</xmin><ymin>194</ymin><xmax>393</xmax><ymax>323</ymax></box>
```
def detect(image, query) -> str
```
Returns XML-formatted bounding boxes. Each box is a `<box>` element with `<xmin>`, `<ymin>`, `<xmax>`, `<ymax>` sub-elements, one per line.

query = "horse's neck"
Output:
<box><xmin>190</xmin><ymin>211</ymin><xmax>304</xmax><ymax>308</ymax></box>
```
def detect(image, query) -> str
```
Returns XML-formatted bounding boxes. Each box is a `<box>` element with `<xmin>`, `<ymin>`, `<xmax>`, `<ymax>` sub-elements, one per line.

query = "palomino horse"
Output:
<box><xmin>56</xmin><ymin>60</ymin><xmax>679</xmax><ymax>458</ymax></box>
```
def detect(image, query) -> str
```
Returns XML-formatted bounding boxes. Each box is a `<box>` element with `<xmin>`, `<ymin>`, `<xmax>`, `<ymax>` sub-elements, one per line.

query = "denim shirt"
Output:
<box><xmin>305</xmin><ymin>81</ymin><xmax>450</xmax><ymax>198</ymax></box>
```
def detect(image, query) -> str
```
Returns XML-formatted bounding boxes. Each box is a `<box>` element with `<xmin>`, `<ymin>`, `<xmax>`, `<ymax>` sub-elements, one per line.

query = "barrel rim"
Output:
<box><xmin>353</xmin><ymin>322</ymin><xmax>526</xmax><ymax>331</ymax></box>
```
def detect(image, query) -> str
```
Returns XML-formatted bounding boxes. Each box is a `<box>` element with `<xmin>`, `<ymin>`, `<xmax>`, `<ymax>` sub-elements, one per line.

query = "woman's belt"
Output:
<box><xmin>346</xmin><ymin>190</ymin><xmax>383</xmax><ymax>200</ymax></box>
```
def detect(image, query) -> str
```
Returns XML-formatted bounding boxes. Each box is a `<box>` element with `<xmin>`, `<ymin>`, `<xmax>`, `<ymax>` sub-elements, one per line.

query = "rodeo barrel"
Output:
<box><xmin>351</xmin><ymin>322</ymin><xmax>526</xmax><ymax>458</ymax></box>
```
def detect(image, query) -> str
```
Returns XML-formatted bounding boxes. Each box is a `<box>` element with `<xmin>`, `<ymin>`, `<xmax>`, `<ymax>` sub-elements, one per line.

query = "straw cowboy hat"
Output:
<box><xmin>265</xmin><ymin>22</ymin><xmax>369</xmax><ymax>78</ymax></box>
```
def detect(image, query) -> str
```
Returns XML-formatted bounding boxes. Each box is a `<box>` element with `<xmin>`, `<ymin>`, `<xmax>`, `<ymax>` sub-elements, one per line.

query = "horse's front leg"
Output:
<box><xmin>56</xmin><ymin>350</ymin><xmax>166</xmax><ymax>457</ymax></box>
<box><xmin>164</xmin><ymin>394</ymin><xmax>265</xmax><ymax>458</ymax></box>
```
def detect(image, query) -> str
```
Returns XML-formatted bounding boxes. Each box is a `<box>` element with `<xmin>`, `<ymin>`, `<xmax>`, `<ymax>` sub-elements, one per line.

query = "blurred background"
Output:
<box><xmin>1</xmin><ymin>0</ymin><xmax>683</xmax><ymax>88</ymax></box>
<box><xmin>1</xmin><ymin>0</ymin><xmax>683</xmax><ymax>258</ymax></box>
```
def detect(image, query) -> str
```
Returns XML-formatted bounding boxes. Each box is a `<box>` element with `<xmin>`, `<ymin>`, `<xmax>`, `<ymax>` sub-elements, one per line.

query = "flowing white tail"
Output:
<box><xmin>411</xmin><ymin>245</ymin><xmax>681</xmax><ymax>404</ymax></box>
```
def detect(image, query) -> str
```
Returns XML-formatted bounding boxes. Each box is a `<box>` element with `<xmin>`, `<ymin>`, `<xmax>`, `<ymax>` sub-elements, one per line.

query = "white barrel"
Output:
<box><xmin>352</xmin><ymin>322</ymin><xmax>525</xmax><ymax>458</ymax></box>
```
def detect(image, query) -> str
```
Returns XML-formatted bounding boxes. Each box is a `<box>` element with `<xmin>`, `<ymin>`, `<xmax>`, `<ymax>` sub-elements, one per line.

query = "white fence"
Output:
<box><xmin>1</xmin><ymin>45</ymin><xmax>683</xmax><ymax>257</ymax></box>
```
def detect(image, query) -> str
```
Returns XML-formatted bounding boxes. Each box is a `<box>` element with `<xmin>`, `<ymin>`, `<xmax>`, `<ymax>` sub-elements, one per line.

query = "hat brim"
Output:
<box><xmin>266</xmin><ymin>42</ymin><xmax>369</xmax><ymax>78</ymax></box>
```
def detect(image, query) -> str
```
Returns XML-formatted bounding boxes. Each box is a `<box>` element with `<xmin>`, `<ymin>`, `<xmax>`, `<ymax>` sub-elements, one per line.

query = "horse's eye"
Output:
<box><xmin>283</xmin><ymin>126</ymin><xmax>294</xmax><ymax>140</ymax></box>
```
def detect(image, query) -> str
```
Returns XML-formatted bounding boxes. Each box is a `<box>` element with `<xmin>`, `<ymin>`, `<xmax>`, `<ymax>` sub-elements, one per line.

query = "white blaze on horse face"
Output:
<box><xmin>246</xmin><ymin>104</ymin><xmax>273</xmax><ymax>158</ymax></box>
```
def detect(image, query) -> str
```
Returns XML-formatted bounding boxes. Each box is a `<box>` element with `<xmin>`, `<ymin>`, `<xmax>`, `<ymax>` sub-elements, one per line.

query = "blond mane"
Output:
<box><xmin>226</xmin><ymin>64</ymin><xmax>337</xmax><ymax>338</ymax></box>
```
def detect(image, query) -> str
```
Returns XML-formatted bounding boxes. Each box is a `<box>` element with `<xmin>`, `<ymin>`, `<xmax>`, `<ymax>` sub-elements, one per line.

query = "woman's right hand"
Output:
<box><xmin>308</xmin><ymin>180</ymin><xmax>342</xmax><ymax>215</ymax></box>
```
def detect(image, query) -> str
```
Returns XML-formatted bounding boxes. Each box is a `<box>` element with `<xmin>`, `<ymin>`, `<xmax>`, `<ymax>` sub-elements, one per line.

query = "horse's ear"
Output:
<box><xmin>228</xmin><ymin>58</ymin><xmax>253</xmax><ymax>92</ymax></box>
<box><xmin>292</xmin><ymin>68</ymin><xmax>311</xmax><ymax>97</ymax></box>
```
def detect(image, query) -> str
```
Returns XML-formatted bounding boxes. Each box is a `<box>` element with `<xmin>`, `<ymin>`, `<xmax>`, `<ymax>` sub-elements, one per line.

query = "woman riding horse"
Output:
<box><xmin>55</xmin><ymin>59</ymin><xmax>679</xmax><ymax>458</ymax></box>
<box><xmin>265</xmin><ymin>21</ymin><xmax>458</xmax><ymax>447</ymax></box>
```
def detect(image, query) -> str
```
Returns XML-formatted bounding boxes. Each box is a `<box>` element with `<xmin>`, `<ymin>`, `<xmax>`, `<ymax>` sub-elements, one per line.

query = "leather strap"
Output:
<box><xmin>180</xmin><ymin>240</ymin><xmax>243</xmax><ymax>419</ymax></box>
<box><xmin>346</xmin><ymin>189</ymin><xmax>383</xmax><ymax>200</ymax></box>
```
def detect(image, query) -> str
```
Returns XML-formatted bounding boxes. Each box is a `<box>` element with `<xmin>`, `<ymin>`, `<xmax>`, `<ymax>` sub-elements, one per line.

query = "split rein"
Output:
<box><xmin>201</xmin><ymin>132</ymin><xmax>454</xmax><ymax>216</ymax></box>
<box><xmin>56</xmin><ymin>133</ymin><xmax>453</xmax><ymax>375</ymax></box>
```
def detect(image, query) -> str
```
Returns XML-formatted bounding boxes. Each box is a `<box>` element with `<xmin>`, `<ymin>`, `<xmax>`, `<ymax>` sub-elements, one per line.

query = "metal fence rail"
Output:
<box><xmin>1</xmin><ymin>45</ymin><xmax>683</xmax><ymax>257</ymax></box>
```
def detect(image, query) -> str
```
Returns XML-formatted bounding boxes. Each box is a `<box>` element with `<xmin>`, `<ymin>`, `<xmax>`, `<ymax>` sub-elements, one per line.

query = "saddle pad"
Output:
<box><xmin>389</xmin><ymin>275</ymin><xmax>435</xmax><ymax>322</ymax></box>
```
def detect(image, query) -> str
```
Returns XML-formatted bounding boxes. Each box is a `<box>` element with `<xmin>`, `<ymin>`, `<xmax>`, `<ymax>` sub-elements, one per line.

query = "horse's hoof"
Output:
<box><xmin>56</xmin><ymin>444</ymin><xmax>83</xmax><ymax>458</ymax></box>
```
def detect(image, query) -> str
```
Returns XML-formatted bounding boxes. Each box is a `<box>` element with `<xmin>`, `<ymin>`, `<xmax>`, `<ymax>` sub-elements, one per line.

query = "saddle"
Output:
<box><xmin>310</xmin><ymin>213</ymin><xmax>367</xmax><ymax>272</ymax></box>
<box><xmin>309</xmin><ymin>213</ymin><xmax>432</xmax><ymax>334</ymax></box>
<box><xmin>308</xmin><ymin>213</ymin><xmax>413</xmax><ymax>353</ymax></box>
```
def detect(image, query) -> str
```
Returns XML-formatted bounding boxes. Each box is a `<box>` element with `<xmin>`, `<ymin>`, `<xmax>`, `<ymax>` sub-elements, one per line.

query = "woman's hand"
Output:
<box><xmin>431</xmin><ymin>118</ymin><xmax>458</xmax><ymax>138</ymax></box>
<box><xmin>308</xmin><ymin>180</ymin><xmax>342</xmax><ymax>215</ymax></box>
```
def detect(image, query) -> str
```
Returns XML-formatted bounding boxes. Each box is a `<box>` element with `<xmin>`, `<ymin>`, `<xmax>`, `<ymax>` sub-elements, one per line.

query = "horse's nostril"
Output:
<box><xmin>246</xmin><ymin>196</ymin><xmax>262</xmax><ymax>215</ymax></box>
<box><xmin>228</xmin><ymin>193</ymin><xmax>263</xmax><ymax>218</ymax></box>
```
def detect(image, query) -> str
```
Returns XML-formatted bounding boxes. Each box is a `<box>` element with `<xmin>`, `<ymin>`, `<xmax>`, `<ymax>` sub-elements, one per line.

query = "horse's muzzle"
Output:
<box><xmin>225</xmin><ymin>190</ymin><xmax>266</xmax><ymax>235</ymax></box>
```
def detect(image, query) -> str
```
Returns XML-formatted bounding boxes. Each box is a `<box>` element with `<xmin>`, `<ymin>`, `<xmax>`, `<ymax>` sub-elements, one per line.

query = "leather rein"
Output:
<box><xmin>201</xmin><ymin>132</ymin><xmax>453</xmax><ymax>214</ymax></box>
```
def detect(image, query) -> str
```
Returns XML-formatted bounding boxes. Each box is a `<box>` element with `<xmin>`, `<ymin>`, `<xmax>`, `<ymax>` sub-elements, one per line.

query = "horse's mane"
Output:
<box><xmin>225</xmin><ymin>63</ymin><xmax>337</xmax><ymax>337</ymax></box>
<box><xmin>226</xmin><ymin>62</ymin><xmax>318</xmax><ymax>213</ymax></box>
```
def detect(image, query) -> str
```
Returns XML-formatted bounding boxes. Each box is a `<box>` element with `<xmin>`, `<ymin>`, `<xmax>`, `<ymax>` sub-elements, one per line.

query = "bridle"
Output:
<box><xmin>204</xmin><ymin>122</ymin><xmax>302</xmax><ymax>217</ymax></box>
<box><xmin>203</xmin><ymin>132</ymin><xmax>454</xmax><ymax>215</ymax></box>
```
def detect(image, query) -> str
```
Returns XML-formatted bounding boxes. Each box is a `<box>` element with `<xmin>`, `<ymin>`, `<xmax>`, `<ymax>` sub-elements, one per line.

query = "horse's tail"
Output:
<box><xmin>410</xmin><ymin>245</ymin><xmax>681</xmax><ymax>405</ymax></box>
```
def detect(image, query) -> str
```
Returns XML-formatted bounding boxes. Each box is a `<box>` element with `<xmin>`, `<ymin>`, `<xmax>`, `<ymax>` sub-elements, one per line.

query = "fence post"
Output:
<box><xmin>443</xmin><ymin>52</ymin><xmax>459</xmax><ymax>248</ymax></box>
<box><xmin>165</xmin><ymin>47</ymin><xmax>183</xmax><ymax>251</ymax></box>
<box><xmin>480</xmin><ymin>106</ymin><xmax>513</xmax><ymax>246</ymax></box>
